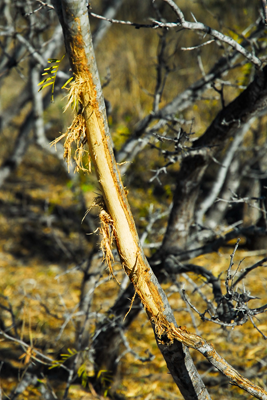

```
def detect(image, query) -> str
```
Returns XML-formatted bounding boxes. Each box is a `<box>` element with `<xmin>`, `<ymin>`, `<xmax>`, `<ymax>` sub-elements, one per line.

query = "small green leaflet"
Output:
<box><xmin>38</xmin><ymin>54</ymin><xmax>73</xmax><ymax>102</ymax></box>
<box><xmin>61</xmin><ymin>76</ymin><xmax>73</xmax><ymax>89</ymax></box>
<box><xmin>48</xmin><ymin>347</ymin><xmax>77</xmax><ymax>369</ymax></box>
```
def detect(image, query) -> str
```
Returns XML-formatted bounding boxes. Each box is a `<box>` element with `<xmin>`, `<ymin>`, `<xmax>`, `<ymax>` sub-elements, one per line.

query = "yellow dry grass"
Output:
<box><xmin>0</xmin><ymin>232</ymin><xmax>266</xmax><ymax>399</ymax></box>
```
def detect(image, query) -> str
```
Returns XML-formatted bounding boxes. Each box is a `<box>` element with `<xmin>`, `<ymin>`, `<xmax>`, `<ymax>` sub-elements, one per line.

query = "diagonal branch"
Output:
<box><xmin>233</xmin><ymin>257</ymin><xmax>267</xmax><ymax>287</ymax></box>
<box><xmin>162</xmin><ymin>0</ymin><xmax>261</xmax><ymax>67</ymax></box>
<box><xmin>52</xmin><ymin>0</ymin><xmax>210</xmax><ymax>398</ymax></box>
<box><xmin>117</xmin><ymin>18</ymin><xmax>265</xmax><ymax>164</ymax></box>
<box><xmin>52</xmin><ymin>1</ymin><xmax>267</xmax><ymax>399</ymax></box>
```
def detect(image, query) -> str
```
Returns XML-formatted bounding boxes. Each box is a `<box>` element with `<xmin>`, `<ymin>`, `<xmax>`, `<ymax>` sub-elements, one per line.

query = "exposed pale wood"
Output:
<box><xmin>52</xmin><ymin>1</ymin><xmax>267</xmax><ymax>399</ymax></box>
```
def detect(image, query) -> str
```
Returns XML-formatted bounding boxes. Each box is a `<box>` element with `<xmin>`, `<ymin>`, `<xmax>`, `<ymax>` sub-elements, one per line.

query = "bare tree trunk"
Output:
<box><xmin>51</xmin><ymin>1</ymin><xmax>209</xmax><ymax>399</ymax></box>
<box><xmin>51</xmin><ymin>1</ymin><xmax>267</xmax><ymax>399</ymax></box>
<box><xmin>162</xmin><ymin>67</ymin><xmax>267</xmax><ymax>254</ymax></box>
<box><xmin>0</xmin><ymin>2</ymin><xmax>122</xmax><ymax>189</ymax></box>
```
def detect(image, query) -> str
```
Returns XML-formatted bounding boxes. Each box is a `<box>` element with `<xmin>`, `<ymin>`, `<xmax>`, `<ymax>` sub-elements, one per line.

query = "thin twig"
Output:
<box><xmin>233</xmin><ymin>257</ymin><xmax>267</xmax><ymax>288</ymax></box>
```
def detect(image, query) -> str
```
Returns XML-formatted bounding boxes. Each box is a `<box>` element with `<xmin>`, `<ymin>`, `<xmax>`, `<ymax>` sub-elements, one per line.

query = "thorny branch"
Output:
<box><xmin>162</xmin><ymin>0</ymin><xmax>262</xmax><ymax>67</ymax></box>
<box><xmin>182</xmin><ymin>241</ymin><xmax>267</xmax><ymax>338</ymax></box>
<box><xmin>89</xmin><ymin>0</ymin><xmax>262</xmax><ymax>67</ymax></box>
<box><xmin>0</xmin><ymin>330</ymin><xmax>70</xmax><ymax>372</ymax></box>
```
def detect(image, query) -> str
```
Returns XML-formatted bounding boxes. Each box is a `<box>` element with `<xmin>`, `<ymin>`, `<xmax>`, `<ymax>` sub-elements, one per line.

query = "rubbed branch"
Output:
<box><xmin>52</xmin><ymin>0</ymin><xmax>209</xmax><ymax>398</ymax></box>
<box><xmin>52</xmin><ymin>1</ymin><xmax>267</xmax><ymax>399</ymax></box>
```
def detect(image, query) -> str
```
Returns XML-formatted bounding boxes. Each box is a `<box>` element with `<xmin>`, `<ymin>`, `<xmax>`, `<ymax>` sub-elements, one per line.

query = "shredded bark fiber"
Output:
<box><xmin>50</xmin><ymin>76</ymin><xmax>91</xmax><ymax>173</ymax></box>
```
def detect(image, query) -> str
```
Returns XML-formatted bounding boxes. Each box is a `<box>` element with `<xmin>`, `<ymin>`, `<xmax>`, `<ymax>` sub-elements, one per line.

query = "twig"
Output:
<box><xmin>181</xmin><ymin>39</ymin><xmax>214</xmax><ymax>51</ymax></box>
<box><xmin>115</xmin><ymin>328</ymin><xmax>154</xmax><ymax>364</ymax></box>
<box><xmin>225</xmin><ymin>239</ymin><xmax>240</xmax><ymax>294</ymax></box>
<box><xmin>89</xmin><ymin>11</ymin><xmax>157</xmax><ymax>29</ymax></box>
<box><xmin>90</xmin><ymin>2</ymin><xmax>262</xmax><ymax>67</ymax></box>
<box><xmin>0</xmin><ymin>330</ymin><xmax>70</xmax><ymax>371</ymax></box>
<box><xmin>162</xmin><ymin>0</ymin><xmax>262</xmax><ymax>67</ymax></box>
<box><xmin>262</xmin><ymin>0</ymin><xmax>267</xmax><ymax>24</ymax></box>
<box><xmin>233</xmin><ymin>257</ymin><xmax>267</xmax><ymax>288</ymax></box>
<box><xmin>24</xmin><ymin>1</ymin><xmax>54</xmax><ymax>16</ymax></box>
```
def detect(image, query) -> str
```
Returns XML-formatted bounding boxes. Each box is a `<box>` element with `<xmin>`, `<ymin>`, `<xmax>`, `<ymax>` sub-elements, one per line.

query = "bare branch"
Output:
<box><xmin>262</xmin><ymin>0</ymin><xmax>267</xmax><ymax>24</ymax></box>
<box><xmin>162</xmin><ymin>0</ymin><xmax>262</xmax><ymax>67</ymax></box>
<box><xmin>181</xmin><ymin>40</ymin><xmax>215</xmax><ymax>51</ymax></box>
<box><xmin>0</xmin><ymin>330</ymin><xmax>70</xmax><ymax>371</ymax></box>
<box><xmin>233</xmin><ymin>257</ymin><xmax>267</xmax><ymax>287</ymax></box>
<box><xmin>90</xmin><ymin>0</ymin><xmax>261</xmax><ymax>67</ymax></box>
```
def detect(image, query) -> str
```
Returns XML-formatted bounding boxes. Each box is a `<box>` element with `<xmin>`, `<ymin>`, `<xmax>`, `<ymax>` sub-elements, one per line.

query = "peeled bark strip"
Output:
<box><xmin>52</xmin><ymin>1</ymin><xmax>208</xmax><ymax>399</ymax></box>
<box><xmin>52</xmin><ymin>1</ymin><xmax>267</xmax><ymax>399</ymax></box>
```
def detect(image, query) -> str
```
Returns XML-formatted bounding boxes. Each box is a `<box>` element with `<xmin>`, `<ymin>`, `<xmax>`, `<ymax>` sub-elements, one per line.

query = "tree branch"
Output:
<box><xmin>52</xmin><ymin>1</ymin><xmax>210</xmax><ymax>398</ymax></box>
<box><xmin>162</xmin><ymin>64</ymin><xmax>267</xmax><ymax>253</ymax></box>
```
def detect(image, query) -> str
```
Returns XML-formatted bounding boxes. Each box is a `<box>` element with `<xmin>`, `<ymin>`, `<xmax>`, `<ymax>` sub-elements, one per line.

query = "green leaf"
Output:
<box><xmin>61</xmin><ymin>76</ymin><xmax>74</xmax><ymax>89</ymax></box>
<box><xmin>42</xmin><ymin>70</ymin><xmax>57</xmax><ymax>76</ymax></box>
<box><xmin>97</xmin><ymin>369</ymin><xmax>105</xmax><ymax>379</ymax></box>
<box><xmin>43</xmin><ymin>66</ymin><xmax>58</xmax><ymax>72</ymax></box>
<box><xmin>48</xmin><ymin>58</ymin><xmax>61</xmax><ymax>63</ymax></box>
<box><xmin>77</xmin><ymin>364</ymin><xmax>86</xmax><ymax>377</ymax></box>
<box><xmin>48</xmin><ymin>55</ymin><xmax>65</xmax><ymax>63</ymax></box>
<box><xmin>38</xmin><ymin>54</ymin><xmax>65</xmax><ymax>102</ymax></box>
<box><xmin>48</xmin><ymin>362</ymin><xmax>61</xmax><ymax>369</ymax></box>
<box><xmin>38</xmin><ymin>77</ymin><xmax>54</xmax><ymax>86</ymax></box>
<box><xmin>81</xmin><ymin>183</ymin><xmax>94</xmax><ymax>193</ymax></box>
<box><xmin>68</xmin><ymin>347</ymin><xmax>77</xmax><ymax>355</ymax></box>
<box><xmin>38</xmin><ymin>82</ymin><xmax>54</xmax><ymax>91</ymax></box>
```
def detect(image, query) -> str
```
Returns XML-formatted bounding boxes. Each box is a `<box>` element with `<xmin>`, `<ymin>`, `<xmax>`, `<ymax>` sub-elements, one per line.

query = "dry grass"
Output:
<box><xmin>0</xmin><ymin>238</ymin><xmax>266</xmax><ymax>399</ymax></box>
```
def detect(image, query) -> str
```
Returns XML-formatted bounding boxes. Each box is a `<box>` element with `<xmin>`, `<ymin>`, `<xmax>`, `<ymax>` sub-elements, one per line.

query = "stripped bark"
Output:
<box><xmin>0</xmin><ymin>2</ymin><xmax>122</xmax><ymax>188</ymax></box>
<box><xmin>52</xmin><ymin>1</ymin><xmax>267</xmax><ymax>399</ymax></box>
<box><xmin>52</xmin><ymin>1</ymin><xmax>209</xmax><ymax>399</ymax></box>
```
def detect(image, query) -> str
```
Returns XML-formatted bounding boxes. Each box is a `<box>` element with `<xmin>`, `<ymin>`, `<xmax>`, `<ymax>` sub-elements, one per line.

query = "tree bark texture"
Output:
<box><xmin>51</xmin><ymin>1</ymin><xmax>267</xmax><ymax>399</ymax></box>
<box><xmin>51</xmin><ymin>1</ymin><xmax>209</xmax><ymax>399</ymax></box>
